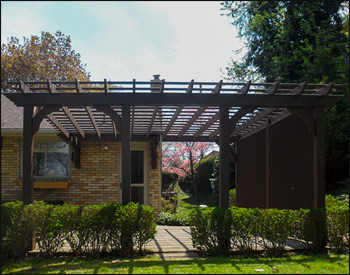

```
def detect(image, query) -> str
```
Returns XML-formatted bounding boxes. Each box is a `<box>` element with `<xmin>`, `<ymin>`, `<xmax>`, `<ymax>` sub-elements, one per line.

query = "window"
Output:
<box><xmin>33</xmin><ymin>141</ymin><xmax>70</xmax><ymax>177</ymax></box>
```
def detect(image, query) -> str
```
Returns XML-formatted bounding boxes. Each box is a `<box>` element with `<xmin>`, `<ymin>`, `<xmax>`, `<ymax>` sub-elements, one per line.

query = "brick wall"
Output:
<box><xmin>1</xmin><ymin>136</ymin><xmax>22</xmax><ymax>201</ymax></box>
<box><xmin>1</xmin><ymin>137</ymin><xmax>161</xmax><ymax>214</ymax></box>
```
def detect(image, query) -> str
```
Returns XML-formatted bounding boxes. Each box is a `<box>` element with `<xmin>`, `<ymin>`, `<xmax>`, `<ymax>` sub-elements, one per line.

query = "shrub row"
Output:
<box><xmin>190</xmin><ymin>199</ymin><xmax>349</xmax><ymax>256</ymax></box>
<box><xmin>1</xmin><ymin>201</ymin><xmax>156</xmax><ymax>260</ymax></box>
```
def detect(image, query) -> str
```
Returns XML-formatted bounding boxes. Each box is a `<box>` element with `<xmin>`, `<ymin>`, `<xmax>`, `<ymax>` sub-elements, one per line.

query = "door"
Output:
<box><xmin>119</xmin><ymin>143</ymin><xmax>148</xmax><ymax>204</ymax></box>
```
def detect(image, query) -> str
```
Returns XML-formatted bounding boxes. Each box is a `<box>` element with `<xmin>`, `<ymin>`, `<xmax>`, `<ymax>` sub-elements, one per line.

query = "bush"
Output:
<box><xmin>1</xmin><ymin>201</ymin><xmax>36</xmax><ymax>261</ymax></box>
<box><xmin>325</xmin><ymin>194</ymin><xmax>349</xmax><ymax>252</ymax></box>
<box><xmin>194</xmin><ymin>155</ymin><xmax>216</xmax><ymax>194</ymax></box>
<box><xmin>1</xmin><ymin>201</ymin><xmax>157</xmax><ymax>260</ymax></box>
<box><xmin>156</xmin><ymin>207</ymin><xmax>191</xmax><ymax>226</ymax></box>
<box><xmin>190</xmin><ymin>207</ymin><xmax>232</xmax><ymax>256</ymax></box>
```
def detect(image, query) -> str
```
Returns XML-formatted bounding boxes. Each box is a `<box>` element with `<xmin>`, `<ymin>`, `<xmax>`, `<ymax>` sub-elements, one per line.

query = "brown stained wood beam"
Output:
<box><xmin>163</xmin><ymin>107</ymin><xmax>183</xmax><ymax>138</ymax></box>
<box><xmin>316</xmin><ymin>82</ymin><xmax>334</xmax><ymax>96</ymax></box>
<box><xmin>238</xmin><ymin>80</ymin><xmax>251</xmax><ymax>94</ymax></box>
<box><xmin>133</xmin><ymin>79</ymin><xmax>136</xmax><ymax>93</ymax></box>
<box><xmin>219</xmin><ymin>105</ymin><xmax>230</xmax><ymax>208</ymax></box>
<box><xmin>231</xmin><ymin>108</ymin><xmax>277</xmax><ymax>137</ymax></box>
<box><xmin>193</xmin><ymin>111</ymin><xmax>219</xmax><ymax>140</ymax></box>
<box><xmin>131</xmin><ymin>106</ymin><xmax>135</xmax><ymax>135</ymax></box>
<box><xmin>266</xmin><ymin>81</ymin><xmax>280</xmax><ymax>95</ymax></box>
<box><xmin>5</xmin><ymin>93</ymin><xmax>344</xmax><ymax>108</ymax></box>
<box><xmin>104</xmin><ymin>79</ymin><xmax>109</xmax><ymax>93</ymax></box>
<box><xmin>62</xmin><ymin>106</ymin><xmax>85</xmax><ymax>138</ymax></box>
<box><xmin>19</xmin><ymin>79</ymin><xmax>31</xmax><ymax>94</ymax></box>
<box><xmin>147</xmin><ymin>106</ymin><xmax>159</xmax><ymax>138</ymax></box>
<box><xmin>178</xmin><ymin>106</ymin><xmax>206</xmax><ymax>139</ymax></box>
<box><xmin>75</xmin><ymin>78</ymin><xmax>83</xmax><ymax>94</ymax></box>
<box><xmin>86</xmin><ymin>106</ymin><xmax>101</xmax><ymax>138</ymax></box>
<box><xmin>47</xmin><ymin>79</ymin><xmax>57</xmax><ymax>94</ymax></box>
<box><xmin>122</xmin><ymin>105</ymin><xmax>131</xmax><ymax>205</ymax></box>
<box><xmin>291</xmin><ymin>81</ymin><xmax>307</xmax><ymax>96</ymax></box>
<box><xmin>186</xmin><ymin>79</ymin><xmax>194</xmax><ymax>93</ymax></box>
<box><xmin>229</xmin><ymin>107</ymin><xmax>257</xmax><ymax>134</ymax></box>
<box><xmin>208</xmin><ymin>107</ymin><xmax>256</xmax><ymax>140</ymax></box>
<box><xmin>212</xmin><ymin>80</ymin><xmax>223</xmax><ymax>94</ymax></box>
<box><xmin>286</xmin><ymin>107</ymin><xmax>315</xmax><ymax>137</ymax></box>
<box><xmin>160</xmin><ymin>79</ymin><xmax>165</xmax><ymax>93</ymax></box>
<box><xmin>178</xmin><ymin>82</ymin><xmax>222</xmax><ymax>139</ymax></box>
<box><xmin>94</xmin><ymin>105</ymin><xmax>122</xmax><ymax>134</ymax></box>
<box><xmin>237</xmin><ymin>110</ymin><xmax>290</xmax><ymax>141</ymax></box>
<box><xmin>47</xmin><ymin>113</ymin><xmax>70</xmax><ymax>139</ymax></box>
<box><xmin>32</xmin><ymin>106</ymin><xmax>61</xmax><ymax>134</ymax></box>
<box><xmin>23</xmin><ymin>105</ymin><xmax>34</xmax><ymax>205</ymax></box>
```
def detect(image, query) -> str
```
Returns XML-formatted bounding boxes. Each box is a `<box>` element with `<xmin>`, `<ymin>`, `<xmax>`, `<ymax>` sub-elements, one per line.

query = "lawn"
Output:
<box><xmin>1</xmin><ymin>253</ymin><xmax>349</xmax><ymax>274</ymax></box>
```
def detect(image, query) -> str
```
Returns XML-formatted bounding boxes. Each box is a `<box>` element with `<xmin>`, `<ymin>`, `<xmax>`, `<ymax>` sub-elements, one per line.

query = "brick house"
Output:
<box><xmin>1</xmin><ymin>94</ymin><xmax>162</xmax><ymax>213</ymax></box>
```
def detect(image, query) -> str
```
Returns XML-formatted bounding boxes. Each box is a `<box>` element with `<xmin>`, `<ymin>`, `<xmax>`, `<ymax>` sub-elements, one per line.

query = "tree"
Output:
<box><xmin>162</xmin><ymin>142</ymin><xmax>214</xmax><ymax>205</ymax></box>
<box><xmin>1</xmin><ymin>30</ymin><xmax>91</xmax><ymax>89</ymax></box>
<box><xmin>221</xmin><ymin>1</ymin><xmax>349</xmax><ymax>191</ymax></box>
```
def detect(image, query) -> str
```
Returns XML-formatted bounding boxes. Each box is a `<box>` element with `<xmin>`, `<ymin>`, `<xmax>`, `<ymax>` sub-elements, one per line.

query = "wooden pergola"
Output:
<box><xmin>4</xmin><ymin>77</ymin><xmax>343</xmax><ymax>208</ymax></box>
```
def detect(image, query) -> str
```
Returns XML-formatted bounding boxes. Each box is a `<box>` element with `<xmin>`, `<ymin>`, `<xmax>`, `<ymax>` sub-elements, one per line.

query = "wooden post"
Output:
<box><xmin>23</xmin><ymin>105</ymin><xmax>34</xmax><ymax>205</ymax></box>
<box><xmin>313</xmin><ymin>108</ymin><xmax>326</xmax><ymax>208</ymax></box>
<box><xmin>122</xmin><ymin>105</ymin><xmax>131</xmax><ymax>205</ymax></box>
<box><xmin>219</xmin><ymin>105</ymin><xmax>230</xmax><ymax>208</ymax></box>
<box><xmin>265</xmin><ymin>119</ymin><xmax>271</xmax><ymax>208</ymax></box>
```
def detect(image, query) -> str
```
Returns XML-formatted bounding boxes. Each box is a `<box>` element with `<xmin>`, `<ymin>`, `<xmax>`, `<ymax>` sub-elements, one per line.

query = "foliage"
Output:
<box><xmin>156</xmin><ymin>207</ymin><xmax>191</xmax><ymax>226</ymax></box>
<box><xmin>1</xmin><ymin>30</ymin><xmax>91</xmax><ymax>89</ymax></box>
<box><xmin>325</xmin><ymin>194</ymin><xmax>349</xmax><ymax>252</ymax></box>
<box><xmin>1</xmin><ymin>201</ymin><xmax>156</xmax><ymax>260</ymax></box>
<box><xmin>194</xmin><ymin>155</ymin><xmax>216</xmax><ymax>195</ymax></box>
<box><xmin>1</xmin><ymin>201</ymin><xmax>35</xmax><ymax>260</ymax></box>
<box><xmin>221</xmin><ymin>1</ymin><xmax>349</xmax><ymax>191</ymax></box>
<box><xmin>163</xmin><ymin>142</ymin><xmax>214</xmax><ymax>205</ymax></box>
<box><xmin>229</xmin><ymin>188</ymin><xmax>236</xmax><ymax>206</ymax></box>
<box><xmin>161</xmin><ymin>171</ymin><xmax>179</xmax><ymax>193</ymax></box>
<box><xmin>161</xmin><ymin>193</ymin><xmax>178</xmax><ymax>214</ymax></box>
<box><xmin>190</xmin><ymin>205</ymin><xmax>349</xmax><ymax>256</ymax></box>
<box><xmin>190</xmin><ymin>207</ymin><xmax>232</xmax><ymax>256</ymax></box>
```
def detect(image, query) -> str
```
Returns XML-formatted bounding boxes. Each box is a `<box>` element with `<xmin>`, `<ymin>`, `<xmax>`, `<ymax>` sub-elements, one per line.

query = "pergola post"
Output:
<box><xmin>23</xmin><ymin>105</ymin><xmax>35</xmax><ymax>205</ymax></box>
<box><xmin>219</xmin><ymin>105</ymin><xmax>230</xmax><ymax>208</ymax></box>
<box><xmin>313</xmin><ymin>108</ymin><xmax>326</xmax><ymax>208</ymax></box>
<box><xmin>122</xmin><ymin>105</ymin><xmax>131</xmax><ymax>205</ymax></box>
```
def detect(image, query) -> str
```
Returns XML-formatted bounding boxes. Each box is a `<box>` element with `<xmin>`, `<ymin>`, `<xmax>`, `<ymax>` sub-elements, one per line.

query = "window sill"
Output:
<box><xmin>18</xmin><ymin>181</ymin><xmax>69</xmax><ymax>189</ymax></box>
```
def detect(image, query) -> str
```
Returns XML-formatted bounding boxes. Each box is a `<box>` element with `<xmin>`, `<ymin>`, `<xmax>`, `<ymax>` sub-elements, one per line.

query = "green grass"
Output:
<box><xmin>1</xmin><ymin>253</ymin><xmax>349</xmax><ymax>274</ymax></box>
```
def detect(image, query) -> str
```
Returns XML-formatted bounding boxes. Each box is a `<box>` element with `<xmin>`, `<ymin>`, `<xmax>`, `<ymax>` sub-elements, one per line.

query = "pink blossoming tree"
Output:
<box><xmin>162</xmin><ymin>141</ymin><xmax>215</xmax><ymax>205</ymax></box>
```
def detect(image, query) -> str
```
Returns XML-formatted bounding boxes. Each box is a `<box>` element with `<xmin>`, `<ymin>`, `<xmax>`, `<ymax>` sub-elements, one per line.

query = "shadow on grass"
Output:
<box><xmin>2</xmin><ymin>254</ymin><xmax>348</xmax><ymax>274</ymax></box>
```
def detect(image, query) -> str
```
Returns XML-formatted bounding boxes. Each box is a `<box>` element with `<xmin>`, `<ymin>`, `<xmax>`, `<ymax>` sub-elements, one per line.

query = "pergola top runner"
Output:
<box><xmin>4</xmin><ymin>78</ymin><xmax>343</xmax><ymax>142</ymax></box>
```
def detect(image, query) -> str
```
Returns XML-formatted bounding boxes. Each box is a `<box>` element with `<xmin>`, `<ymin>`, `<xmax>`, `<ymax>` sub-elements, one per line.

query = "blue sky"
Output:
<box><xmin>1</xmin><ymin>1</ymin><xmax>245</xmax><ymax>81</ymax></box>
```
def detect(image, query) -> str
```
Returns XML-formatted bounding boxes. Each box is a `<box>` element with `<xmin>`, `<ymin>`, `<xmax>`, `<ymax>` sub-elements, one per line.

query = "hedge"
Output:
<box><xmin>190</xmin><ymin>197</ymin><xmax>349</xmax><ymax>256</ymax></box>
<box><xmin>1</xmin><ymin>201</ymin><xmax>156</xmax><ymax>260</ymax></box>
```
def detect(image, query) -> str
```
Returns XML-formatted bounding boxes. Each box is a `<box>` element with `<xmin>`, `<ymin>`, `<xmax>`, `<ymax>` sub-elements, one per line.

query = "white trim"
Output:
<box><xmin>118</xmin><ymin>142</ymin><xmax>150</xmax><ymax>205</ymax></box>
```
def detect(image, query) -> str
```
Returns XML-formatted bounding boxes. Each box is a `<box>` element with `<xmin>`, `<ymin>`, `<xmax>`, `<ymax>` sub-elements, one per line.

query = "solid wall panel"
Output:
<box><xmin>269</xmin><ymin>115</ymin><xmax>314</xmax><ymax>209</ymax></box>
<box><xmin>236</xmin><ymin>130</ymin><xmax>266</xmax><ymax>208</ymax></box>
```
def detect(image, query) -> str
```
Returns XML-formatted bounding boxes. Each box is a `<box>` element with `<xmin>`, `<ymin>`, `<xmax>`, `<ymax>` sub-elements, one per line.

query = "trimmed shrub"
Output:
<box><xmin>1</xmin><ymin>201</ymin><xmax>35</xmax><ymax>260</ymax></box>
<box><xmin>231</xmin><ymin>207</ymin><xmax>259</xmax><ymax>254</ymax></box>
<box><xmin>190</xmin><ymin>207</ymin><xmax>232</xmax><ymax>256</ymax></box>
<box><xmin>325</xmin><ymin>194</ymin><xmax>349</xmax><ymax>252</ymax></box>
<box><xmin>1</xmin><ymin>201</ymin><xmax>157</xmax><ymax>260</ymax></box>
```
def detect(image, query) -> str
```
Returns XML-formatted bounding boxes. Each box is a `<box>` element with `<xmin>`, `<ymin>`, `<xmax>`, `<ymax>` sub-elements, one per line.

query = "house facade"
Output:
<box><xmin>1</xmin><ymin>95</ymin><xmax>162</xmax><ymax>213</ymax></box>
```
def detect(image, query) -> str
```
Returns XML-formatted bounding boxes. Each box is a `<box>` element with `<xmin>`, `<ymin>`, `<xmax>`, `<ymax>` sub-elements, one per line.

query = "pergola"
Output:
<box><xmin>4</xmin><ymin>77</ymin><xmax>343</xmax><ymax>208</ymax></box>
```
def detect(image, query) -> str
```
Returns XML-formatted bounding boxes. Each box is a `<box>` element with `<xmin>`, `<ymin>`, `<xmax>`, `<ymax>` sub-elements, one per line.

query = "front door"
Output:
<box><xmin>119</xmin><ymin>143</ymin><xmax>148</xmax><ymax>204</ymax></box>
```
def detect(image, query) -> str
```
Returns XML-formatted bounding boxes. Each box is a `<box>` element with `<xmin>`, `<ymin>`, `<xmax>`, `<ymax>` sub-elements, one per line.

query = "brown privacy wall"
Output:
<box><xmin>236</xmin><ymin>130</ymin><xmax>266</xmax><ymax>208</ymax></box>
<box><xmin>236</xmin><ymin>114</ymin><xmax>314</xmax><ymax>209</ymax></box>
